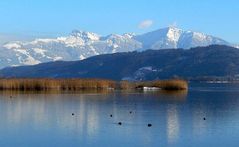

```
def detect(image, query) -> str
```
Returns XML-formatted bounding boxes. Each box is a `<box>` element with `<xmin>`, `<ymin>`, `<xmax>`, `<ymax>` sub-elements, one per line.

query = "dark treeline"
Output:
<box><xmin>0</xmin><ymin>79</ymin><xmax>188</xmax><ymax>91</ymax></box>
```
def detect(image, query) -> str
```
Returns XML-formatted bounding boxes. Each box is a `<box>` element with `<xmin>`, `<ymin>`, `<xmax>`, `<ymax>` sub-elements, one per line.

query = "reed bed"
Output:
<box><xmin>0</xmin><ymin>78</ymin><xmax>188</xmax><ymax>91</ymax></box>
<box><xmin>0</xmin><ymin>79</ymin><xmax>116</xmax><ymax>91</ymax></box>
<box><xmin>152</xmin><ymin>79</ymin><xmax>188</xmax><ymax>90</ymax></box>
<box><xmin>120</xmin><ymin>79</ymin><xmax>188</xmax><ymax>91</ymax></box>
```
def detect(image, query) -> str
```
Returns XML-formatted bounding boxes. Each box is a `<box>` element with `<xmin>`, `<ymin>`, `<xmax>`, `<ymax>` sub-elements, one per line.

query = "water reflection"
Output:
<box><xmin>167</xmin><ymin>105</ymin><xmax>179</xmax><ymax>143</ymax></box>
<box><xmin>0</xmin><ymin>85</ymin><xmax>238</xmax><ymax>147</ymax></box>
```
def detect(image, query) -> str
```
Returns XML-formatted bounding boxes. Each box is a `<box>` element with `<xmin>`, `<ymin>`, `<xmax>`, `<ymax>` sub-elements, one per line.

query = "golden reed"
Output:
<box><xmin>121</xmin><ymin>79</ymin><xmax>188</xmax><ymax>90</ymax></box>
<box><xmin>0</xmin><ymin>78</ymin><xmax>188</xmax><ymax>91</ymax></box>
<box><xmin>0</xmin><ymin>78</ymin><xmax>116</xmax><ymax>91</ymax></box>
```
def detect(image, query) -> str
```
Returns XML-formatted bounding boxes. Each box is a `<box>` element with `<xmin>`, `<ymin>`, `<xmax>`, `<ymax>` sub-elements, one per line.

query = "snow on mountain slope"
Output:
<box><xmin>177</xmin><ymin>31</ymin><xmax>229</xmax><ymax>49</ymax></box>
<box><xmin>0</xmin><ymin>27</ymin><xmax>235</xmax><ymax>69</ymax></box>
<box><xmin>134</xmin><ymin>27</ymin><xmax>183</xmax><ymax>49</ymax></box>
<box><xmin>134</xmin><ymin>27</ymin><xmax>230</xmax><ymax>50</ymax></box>
<box><xmin>0</xmin><ymin>31</ymin><xmax>142</xmax><ymax>68</ymax></box>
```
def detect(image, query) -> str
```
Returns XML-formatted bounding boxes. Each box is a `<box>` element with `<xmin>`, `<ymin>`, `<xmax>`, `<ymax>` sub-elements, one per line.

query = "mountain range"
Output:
<box><xmin>0</xmin><ymin>27</ymin><xmax>236</xmax><ymax>69</ymax></box>
<box><xmin>1</xmin><ymin>45</ymin><xmax>239</xmax><ymax>80</ymax></box>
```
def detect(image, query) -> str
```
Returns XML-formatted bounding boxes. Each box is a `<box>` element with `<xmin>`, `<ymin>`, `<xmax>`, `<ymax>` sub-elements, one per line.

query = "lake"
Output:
<box><xmin>0</xmin><ymin>83</ymin><xmax>239</xmax><ymax>147</ymax></box>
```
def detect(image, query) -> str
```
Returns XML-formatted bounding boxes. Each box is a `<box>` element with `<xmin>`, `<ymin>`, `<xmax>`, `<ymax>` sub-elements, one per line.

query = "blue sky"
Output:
<box><xmin>0</xmin><ymin>0</ymin><xmax>239</xmax><ymax>43</ymax></box>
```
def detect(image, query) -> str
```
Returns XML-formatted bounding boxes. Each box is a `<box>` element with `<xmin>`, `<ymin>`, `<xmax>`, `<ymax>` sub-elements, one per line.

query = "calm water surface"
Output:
<box><xmin>0</xmin><ymin>83</ymin><xmax>239</xmax><ymax>147</ymax></box>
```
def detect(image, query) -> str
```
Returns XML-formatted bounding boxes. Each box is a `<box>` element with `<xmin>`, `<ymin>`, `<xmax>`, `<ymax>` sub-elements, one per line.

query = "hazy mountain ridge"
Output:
<box><xmin>1</xmin><ymin>45</ymin><xmax>239</xmax><ymax>80</ymax></box>
<box><xmin>0</xmin><ymin>27</ymin><xmax>236</xmax><ymax>69</ymax></box>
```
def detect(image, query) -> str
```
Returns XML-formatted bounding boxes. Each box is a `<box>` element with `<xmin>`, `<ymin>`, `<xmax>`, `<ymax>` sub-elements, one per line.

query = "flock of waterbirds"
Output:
<box><xmin>110</xmin><ymin>112</ymin><xmax>153</xmax><ymax>127</ymax></box>
<box><xmin>69</xmin><ymin>106</ymin><xmax>207</xmax><ymax>127</ymax></box>
<box><xmin>71</xmin><ymin>109</ymin><xmax>153</xmax><ymax>127</ymax></box>
<box><xmin>8</xmin><ymin>95</ymin><xmax>207</xmax><ymax>126</ymax></box>
<box><xmin>70</xmin><ymin>109</ymin><xmax>205</xmax><ymax>127</ymax></box>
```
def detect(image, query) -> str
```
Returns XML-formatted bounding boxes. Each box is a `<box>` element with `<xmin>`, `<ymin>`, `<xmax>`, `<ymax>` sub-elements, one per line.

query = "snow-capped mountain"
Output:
<box><xmin>0</xmin><ymin>27</ymin><xmax>236</xmax><ymax>69</ymax></box>
<box><xmin>134</xmin><ymin>27</ymin><xmax>230</xmax><ymax>49</ymax></box>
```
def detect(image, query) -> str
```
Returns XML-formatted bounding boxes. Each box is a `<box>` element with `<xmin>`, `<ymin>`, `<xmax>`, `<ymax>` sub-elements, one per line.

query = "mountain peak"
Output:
<box><xmin>166</xmin><ymin>26</ymin><xmax>182</xmax><ymax>31</ymax></box>
<box><xmin>165</xmin><ymin>27</ymin><xmax>183</xmax><ymax>42</ymax></box>
<box><xmin>123</xmin><ymin>33</ymin><xmax>136</xmax><ymax>38</ymax></box>
<box><xmin>71</xmin><ymin>30</ymin><xmax>100</xmax><ymax>41</ymax></box>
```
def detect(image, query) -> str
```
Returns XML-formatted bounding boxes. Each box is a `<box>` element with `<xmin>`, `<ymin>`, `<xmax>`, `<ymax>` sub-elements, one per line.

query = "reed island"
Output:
<box><xmin>0</xmin><ymin>78</ymin><xmax>188</xmax><ymax>91</ymax></box>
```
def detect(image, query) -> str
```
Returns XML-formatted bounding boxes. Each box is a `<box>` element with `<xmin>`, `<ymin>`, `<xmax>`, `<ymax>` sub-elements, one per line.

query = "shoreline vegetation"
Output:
<box><xmin>120</xmin><ymin>79</ymin><xmax>188</xmax><ymax>91</ymax></box>
<box><xmin>0</xmin><ymin>79</ymin><xmax>188</xmax><ymax>91</ymax></box>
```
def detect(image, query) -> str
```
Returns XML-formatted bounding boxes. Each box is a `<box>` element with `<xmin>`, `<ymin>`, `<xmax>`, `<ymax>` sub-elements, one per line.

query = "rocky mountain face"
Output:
<box><xmin>0</xmin><ymin>27</ymin><xmax>236</xmax><ymax>69</ymax></box>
